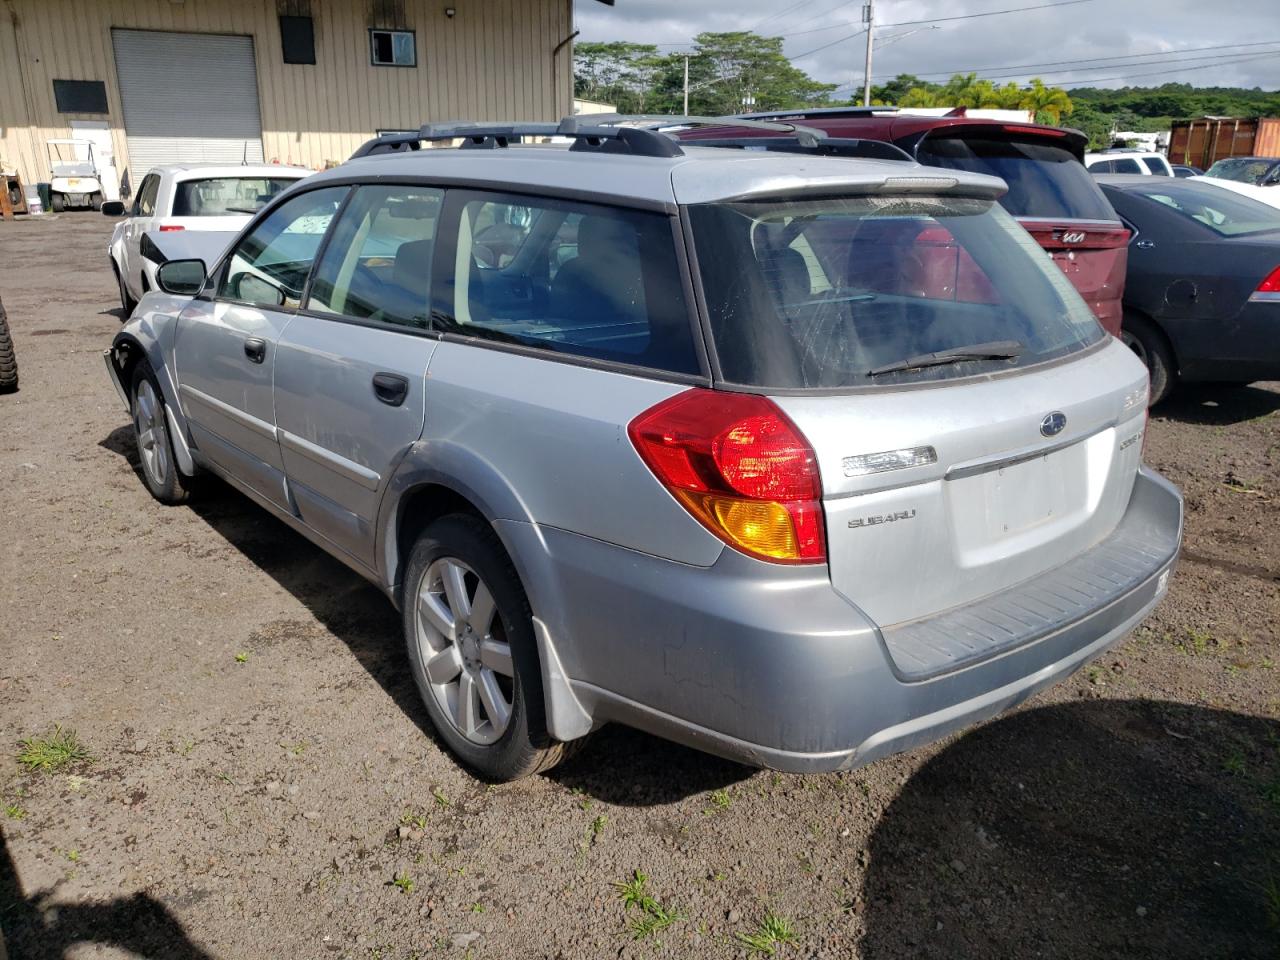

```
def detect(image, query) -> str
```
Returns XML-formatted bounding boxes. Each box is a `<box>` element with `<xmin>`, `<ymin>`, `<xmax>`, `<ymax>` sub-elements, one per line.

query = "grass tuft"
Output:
<box><xmin>613</xmin><ymin>870</ymin><xmax>684</xmax><ymax>939</ymax></box>
<box><xmin>17</xmin><ymin>726</ymin><xmax>91</xmax><ymax>773</ymax></box>
<box><xmin>737</xmin><ymin>912</ymin><xmax>799</xmax><ymax>956</ymax></box>
<box><xmin>391</xmin><ymin>871</ymin><xmax>415</xmax><ymax>894</ymax></box>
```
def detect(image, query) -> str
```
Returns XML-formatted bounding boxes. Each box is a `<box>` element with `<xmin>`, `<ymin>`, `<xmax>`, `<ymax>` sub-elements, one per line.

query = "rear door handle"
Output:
<box><xmin>372</xmin><ymin>372</ymin><xmax>409</xmax><ymax>407</ymax></box>
<box><xmin>244</xmin><ymin>337</ymin><xmax>266</xmax><ymax>364</ymax></box>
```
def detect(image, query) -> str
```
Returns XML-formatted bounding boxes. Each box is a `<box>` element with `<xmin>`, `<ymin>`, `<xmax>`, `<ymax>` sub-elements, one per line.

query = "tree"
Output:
<box><xmin>572</xmin><ymin>41</ymin><xmax>662</xmax><ymax>113</ymax></box>
<box><xmin>898</xmin><ymin>86</ymin><xmax>939</xmax><ymax>107</ymax></box>
<box><xmin>1023</xmin><ymin>77</ymin><xmax>1074</xmax><ymax>124</ymax></box>
<box><xmin>871</xmin><ymin>73</ymin><xmax>924</xmax><ymax>105</ymax></box>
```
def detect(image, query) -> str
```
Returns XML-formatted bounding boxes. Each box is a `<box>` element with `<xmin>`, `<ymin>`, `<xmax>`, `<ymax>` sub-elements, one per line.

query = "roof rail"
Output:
<box><xmin>588</xmin><ymin>114</ymin><xmax>830</xmax><ymax>149</ymax></box>
<box><xmin>349</xmin><ymin>117</ymin><xmax>684</xmax><ymax>160</ymax></box>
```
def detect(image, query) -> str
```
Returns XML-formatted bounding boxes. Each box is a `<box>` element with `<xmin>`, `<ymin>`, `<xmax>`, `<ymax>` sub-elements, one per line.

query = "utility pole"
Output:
<box><xmin>683</xmin><ymin>56</ymin><xmax>689</xmax><ymax>116</ymax></box>
<box><xmin>861</xmin><ymin>0</ymin><xmax>875</xmax><ymax>107</ymax></box>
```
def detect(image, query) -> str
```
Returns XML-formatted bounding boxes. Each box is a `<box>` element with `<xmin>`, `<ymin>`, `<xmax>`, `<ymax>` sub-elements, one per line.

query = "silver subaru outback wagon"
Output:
<box><xmin>104</xmin><ymin>119</ymin><xmax>1183</xmax><ymax>781</ymax></box>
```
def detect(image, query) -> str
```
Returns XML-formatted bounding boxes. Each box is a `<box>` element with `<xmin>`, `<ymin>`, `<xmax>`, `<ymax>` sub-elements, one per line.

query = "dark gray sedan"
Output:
<box><xmin>1098</xmin><ymin>175</ymin><xmax>1280</xmax><ymax>403</ymax></box>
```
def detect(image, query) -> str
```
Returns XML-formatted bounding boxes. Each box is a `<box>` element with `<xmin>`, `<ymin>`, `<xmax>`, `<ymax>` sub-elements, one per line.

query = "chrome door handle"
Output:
<box><xmin>243</xmin><ymin>338</ymin><xmax>266</xmax><ymax>363</ymax></box>
<box><xmin>372</xmin><ymin>372</ymin><xmax>409</xmax><ymax>407</ymax></box>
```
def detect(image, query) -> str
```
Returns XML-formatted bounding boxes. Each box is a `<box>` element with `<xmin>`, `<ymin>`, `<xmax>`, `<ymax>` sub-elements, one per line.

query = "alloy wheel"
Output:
<box><xmin>134</xmin><ymin>380</ymin><xmax>169</xmax><ymax>488</ymax></box>
<box><xmin>414</xmin><ymin>557</ymin><xmax>515</xmax><ymax>746</ymax></box>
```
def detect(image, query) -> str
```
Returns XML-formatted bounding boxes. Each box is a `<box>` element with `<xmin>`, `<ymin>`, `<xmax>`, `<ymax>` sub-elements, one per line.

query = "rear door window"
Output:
<box><xmin>918</xmin><ymin>135</ymin><xmax>1116</xmax><ymax>221</ymax></box>
<box><xmin>1112</xmin><ymin>158</ymin><xmax>1143</xmax><ymax>174</ymax></box>
<box><xmin>1140</xmin><ymin>156</ymin><xmax>1172</xmax><ymax>176</ymax></box>
<box><xmin>435</xmin><ymin>191</ymin><xmax>700</xmax><ymax>375</ymax></box>
<box><xmin>306</xmin><ymin>185</ymin><xmax>442</xmax><ymax>327</ymax></box>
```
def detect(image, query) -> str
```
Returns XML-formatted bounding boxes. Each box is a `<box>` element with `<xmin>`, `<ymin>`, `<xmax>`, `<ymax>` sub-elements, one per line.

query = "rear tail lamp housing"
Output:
<box><xmin>628</xmin><ymin>389</ymin><xmax>825</xmax><ymax>564</ymax></box>
<box><xmin>1250</xmin><ymin>264</ymin><xmax>1280</xmax><ymax>302</ymax></box>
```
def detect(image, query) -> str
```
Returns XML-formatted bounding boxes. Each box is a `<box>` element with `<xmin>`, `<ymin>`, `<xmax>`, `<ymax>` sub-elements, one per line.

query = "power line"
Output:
<box><xmin>749</xmin><ymin>0</ymin><xmax>818</xmax><ymax>32</ymax></box>
<box><xmin>781</xmin><ymin>0</ymin><xmax>1098</xmax><ymax>40</ymax></box>
<box><xmin>865</xmin><ymin>39</ymin><xmax>1280</xmax><ymax>82</ymax></box>
<box><xmin>791</xmin><ymin>27</ymin><xmax>867</xmax><ymax>60</ymax></box>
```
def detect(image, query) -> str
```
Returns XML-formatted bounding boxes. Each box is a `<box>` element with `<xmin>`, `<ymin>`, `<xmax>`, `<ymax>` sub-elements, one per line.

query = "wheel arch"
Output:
<box><xmin>1123</xmin><ymin>306</ymin><xmax>1181</xmax><ymax>374</ymax></box>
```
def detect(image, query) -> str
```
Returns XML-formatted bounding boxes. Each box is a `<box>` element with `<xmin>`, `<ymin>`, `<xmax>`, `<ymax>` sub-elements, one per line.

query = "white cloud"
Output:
<box><xmin>573</xmin><ymin>0</ymin><xmax>1280</xmax><ymax>93</ymax></box>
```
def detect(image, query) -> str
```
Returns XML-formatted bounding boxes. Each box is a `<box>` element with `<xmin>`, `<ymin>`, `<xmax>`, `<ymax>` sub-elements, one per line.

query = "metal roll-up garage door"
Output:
<box><xmin>112</xmin><ymin>29</ymin><xmax>265</xmax><ymax>176</ymax></box>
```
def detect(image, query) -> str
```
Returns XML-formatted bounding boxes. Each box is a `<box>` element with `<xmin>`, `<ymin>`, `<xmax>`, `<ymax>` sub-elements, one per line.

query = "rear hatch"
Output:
<box><xmin>686</xmin><ymin>185</ymin><xmax>1150</xmax><ymax>628</ymax></box>
<box><xmin>914</xmin><ymin>129</ymin><xmax>1130</xmax><ymax>336</ymax></box>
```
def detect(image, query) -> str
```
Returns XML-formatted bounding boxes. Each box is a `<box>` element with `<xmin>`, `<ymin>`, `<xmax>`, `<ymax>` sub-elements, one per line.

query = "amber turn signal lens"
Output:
<box><xmin>676</xmin><ymin>491</ymin><xmax>799</xmax><ymax>560</ymax></box>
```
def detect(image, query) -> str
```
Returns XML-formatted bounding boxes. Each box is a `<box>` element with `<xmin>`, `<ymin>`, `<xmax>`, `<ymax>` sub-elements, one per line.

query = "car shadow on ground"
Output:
<box><xmin>1157</xmin><ymin>382</ymin><xmax>1280</xmax><ymax>426</ymax></box>
<box><xmin>0</xmin><ymin>829</ymin><xmax>215</xmax><ymax>960</ymax></box>
<box><xmin>99</xmin><ymin>426</ymin><xmax>749</xmax><ymax>803</ymax></box>
<box><xmin>858</xmin><ymin>698</ymin><xmax>1279</xmax><ymax>960</ymax></box>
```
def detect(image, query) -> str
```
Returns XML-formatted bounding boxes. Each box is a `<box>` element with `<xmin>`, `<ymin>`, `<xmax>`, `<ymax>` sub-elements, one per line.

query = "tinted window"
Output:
<box><xmin>307</xmin><ymin>185</ymin><xmax>443</xmax><ymax>327</ymax></box>
<box><xmin>439</xmin><ymin>192</ymin><xmax>699</xmax><ymax>375</ymax></box>
<box><xmin>1112</xmin><ymin>158</ymin><xmax>1143</xmax><ymax>174</ymax></box>
<box><xmin>1141</xmin><ymin>156</ymin><xmax>1172</xmax><ymax>176</ymax></box>
<box><xmin>219</xmin><ymin>186</ymin><xmax>346</xmax><ymax>308</ymax></box>
<box><xmin>1087</xmin><ymin>160</ymin><xmax>1112</xmax><ymax>173</ymax></box>
<box><xmin>172</xmin><ymin>177</ymin><xmax>303</xmax><ymax>217</ymax></box>
<box><xmin>918</xmin><ymin>136</ymin><xmax>1116</xmax><ymax>221</ymax></box>
<box><xmin>1205</xmin><ymin>158</ymin><xmax>1278</xmax><ymax>185</ymax></box>
<box><xmin>690</xmin><ymin>194</ymin><xmax>1103</xmax><ymax>389</ymax></box>
<box><xmin>1135</xmin><ymin>184</ymin><xmax>1280</xmax><ymax>237</ymax></box>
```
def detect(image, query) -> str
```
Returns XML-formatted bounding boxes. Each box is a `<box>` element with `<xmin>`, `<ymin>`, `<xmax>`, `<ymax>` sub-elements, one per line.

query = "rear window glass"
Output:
<box><xmin>690</xmin><ymin>194</ymin><xmax>1103</xmax><ymax>390</ymax></box>
<box><xmin>1204</xmin><ymin>158</ymin><xmax>1278</xmax><ymax>185</ymax></box>
<box><xmin>1136</xmin><ymin>184</ymin><xmax>1280</xmax><ymax>237</ymax></box>
<box><xmin>173</xmin><ymin>177</ymin><xmax>303</xmax><ymax>216</ymax></box>
<box><xmin>918</xmin><ymin>136</ymin><xmax>1116</xmax><ymax>221</ymax></box>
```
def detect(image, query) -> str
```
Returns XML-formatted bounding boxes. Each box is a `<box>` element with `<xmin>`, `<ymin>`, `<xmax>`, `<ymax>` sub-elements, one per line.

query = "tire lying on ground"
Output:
<box><xmin>0</xmin><ymin>295</ymin><xmax>18</xmax><ymax>394</ymax></box>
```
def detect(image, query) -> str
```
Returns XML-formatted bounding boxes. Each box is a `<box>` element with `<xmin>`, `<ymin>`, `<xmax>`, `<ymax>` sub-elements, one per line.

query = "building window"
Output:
<box><xmin>52</xmin><ymin>79</ymin><xmax>109</xmax><ymax>114</ymax></box>
<box><xmin>370</xmin><ymin>29</ymin><xmax>415</xmax><ymax>67</ymax></box>
<box><xmin>280</xmin><ymin>15</ymin><xmax>316</xmax><ymax>65</ymax></box>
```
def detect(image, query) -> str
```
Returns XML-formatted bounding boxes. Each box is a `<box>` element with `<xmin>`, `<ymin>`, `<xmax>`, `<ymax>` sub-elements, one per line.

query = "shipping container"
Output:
<box><xmin>1168</xmin><ymin>117</ymin><xmax>1280</xmax><ymax>168</ymax></box>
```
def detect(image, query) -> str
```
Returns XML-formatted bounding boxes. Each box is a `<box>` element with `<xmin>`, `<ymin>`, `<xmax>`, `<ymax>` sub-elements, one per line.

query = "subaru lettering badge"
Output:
<box><xmin>1040</xmin><ymin>412</ymin><xmax>1067</xmax><ymax>437</ymax></box>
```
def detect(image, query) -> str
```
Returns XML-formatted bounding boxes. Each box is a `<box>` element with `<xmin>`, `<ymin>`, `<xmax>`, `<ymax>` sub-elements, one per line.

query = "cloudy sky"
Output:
<box><xmin>573</xmin><ymin>0</ymin><xmax>1280</xmax><ymax>98</ymax></box>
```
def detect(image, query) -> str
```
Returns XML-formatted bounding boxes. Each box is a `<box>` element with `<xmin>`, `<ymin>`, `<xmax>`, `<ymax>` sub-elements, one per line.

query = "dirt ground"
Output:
<box><xmin>1</xmin><ymin>213</ymin><xmax>1278</xmax><ymax>960</ymax></box>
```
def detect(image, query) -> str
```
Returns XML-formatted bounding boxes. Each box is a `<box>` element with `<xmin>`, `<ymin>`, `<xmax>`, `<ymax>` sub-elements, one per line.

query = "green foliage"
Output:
<box><xmin>737</xmin><ymin>911</ymin><xmax>799</xmax><ymax>955</ymax></box>
<box><xmin>576</xmin><ymin>33</ymin><xmax>836</xmax><ymax>116</ymax></box>
<box><xmin>873</xmin><ymin>72</ymin><xmax>1073</xmax><ymax>123</ymax></box>
<box><xmin>612</xmin><ymin>870</ymin><xmax>685</xmax><ymax>940</ymax></box>
<box><xmin>17</xmin><ymin>726</ymin><xmax>91</xmax><ymax>773</ymax></box>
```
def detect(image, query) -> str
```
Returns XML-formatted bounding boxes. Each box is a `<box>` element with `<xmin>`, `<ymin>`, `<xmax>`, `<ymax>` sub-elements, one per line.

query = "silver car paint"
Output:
<box><xmin>105</xmin><ymin>143</ymin><xmax>1184</xmax><ymax>772</ymax></box>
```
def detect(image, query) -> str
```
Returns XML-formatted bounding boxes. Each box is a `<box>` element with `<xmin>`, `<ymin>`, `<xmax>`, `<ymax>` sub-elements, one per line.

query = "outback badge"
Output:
<box><xmin>1040</xmin><ymin>411</ymin><xmax>1067</xmax><ymax>437</ymax></box>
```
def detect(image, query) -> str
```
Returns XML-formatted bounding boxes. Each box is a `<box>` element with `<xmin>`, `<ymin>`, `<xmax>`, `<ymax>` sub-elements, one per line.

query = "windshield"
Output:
<box><xmin>689</xmin><ymin>194</ymin><xmax>1104</xmax><ymax>389</ymax></box>
<box><xmin>918</xmin><ymin>135</ymin><xmax>1116</xmax><ymax>221</ymax></box>
<box><xmin>1204</xmin><ymin>158</ymin><xmax>1279</xmax><ymax>185</ymax></box>
<box><xmin>173</xmin><ymin>177</ymin><xmax>303</xmax><ymax>216</ymax></box>
<box><xmin>1136</xmin><ymin>183</ymin><xmax>1280</xmax><ymax>237</ymax></box>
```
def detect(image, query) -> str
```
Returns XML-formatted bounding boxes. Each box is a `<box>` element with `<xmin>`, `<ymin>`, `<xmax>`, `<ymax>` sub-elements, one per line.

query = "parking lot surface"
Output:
<box><xmin>1</xmin><ymin>214</ymin><xmax>1278</xmax><ymax>959</ymax></box>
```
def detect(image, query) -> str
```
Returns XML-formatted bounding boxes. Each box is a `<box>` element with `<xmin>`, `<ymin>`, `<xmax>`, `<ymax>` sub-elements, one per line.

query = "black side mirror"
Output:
<box><xmin>101</xmin><ymin>200</ymin><xmax>126</xmax><ymax>216</ymax></box>
<box><xmin>157</xmin><ymin>259</ymin><xmax>208</xmax><ymax>296</ymax></box>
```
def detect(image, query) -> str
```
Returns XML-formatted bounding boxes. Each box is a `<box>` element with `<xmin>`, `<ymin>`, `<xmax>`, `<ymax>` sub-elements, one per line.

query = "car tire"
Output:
<box><xmin>1120</xmin><ymin>312</ymin><xmax>1176</xmax><ymax>406</ymax></box>
<box><xmin>402</xmin><ymin>513</ymin><xmax>574</xmax><ymax>781</ymax></box>
<box><xmin>50</xmin><ymin>193</ymin><xmax>65</xmax><ymax>213</ymax></box>
<box><xmin>113</xmin><ymin>260</ymin><xmax>137</xmax><ymax>316</ymax></box>
<box><xmin>90</xmin><ymin>192</ymin><xmax>103</xmax><ymax>209</ymax></box>
<box><xmin>0</xmin><ymin>300</ymin><xmax>17</xmax><ymax>394</ymax></box>
<box><xmin>130</xmin><ymin>361</ymin><xmax>191</xmax><ymax>504</ymax></box>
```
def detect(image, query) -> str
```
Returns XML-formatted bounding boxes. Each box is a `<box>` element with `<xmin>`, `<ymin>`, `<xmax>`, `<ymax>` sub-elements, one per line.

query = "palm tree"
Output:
<box><xmin>1022</xmin><ymin>77</ymin><xmax>1074</xmax><ymax>124</ymax></box>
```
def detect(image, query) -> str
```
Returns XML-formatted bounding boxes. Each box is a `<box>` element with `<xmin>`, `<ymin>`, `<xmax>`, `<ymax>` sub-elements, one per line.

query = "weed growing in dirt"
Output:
<box><xmin>737</xmin><ymin>912</ymin><xmax>799</xmax><ymax>955</ymax></box>
<box><xmin>4</xmin><ymin>803</ymin><xmax>27</xmax><ymax>820</ymax></box>
<box><xmin>400</xmin><ymin>810</ymin><xmax>429</xmax><ymax>831</ymax></box>
<box><xmin>1223</xmin><ymin>750</ymin><xmax>1247</xmax><ymax>776</ymax></box>
<box><xmin>613</xmin><ymin>870</ymin><xmax>685</xmax><ymax>940</ymax></box>
<box><xmin>65</xmin><ymin>849</ymin><xmax>80</xmax><ymax>863</ymax></box>
<box><xmin>234</xmin><ymin>651</ymin><xmax>250</xmax><ymax>663</ymax></box>
<box><xmin>709</xmin><ymin>789</ymin><xmax>731</xmax><ymax>810</ymax></box>
<box><xmin>17</xmin><ymin>726</ymin><xmax>90</xmax><ymax>773</ymax></box>
<box><xmin>1185</xmin><ymin>629</ymin><xmax>1213</xmax><ymax>655</ymax></box>
<box><xmin>391</xmin><ymin>871</ymin><xmax>415</xmax><ymax>894</ymax></box>
<box><xmin>591</xmin><ymin>814</ymin><xmax>608</xmax><ymax>839</ymax></box>
<box><xmin>470</xmin><ymin>902</ymin><xmax>485</xmax><ymax>913</ymax></box>
<box><xmin>432</xmin><ymin>787</ymin><xmax>451</xmax><ymax>808</ymax></box>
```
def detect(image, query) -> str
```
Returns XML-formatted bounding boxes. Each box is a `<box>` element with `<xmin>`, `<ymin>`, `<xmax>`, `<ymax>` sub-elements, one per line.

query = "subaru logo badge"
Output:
<box><xmin>1040</xmin><ymin>412</ymin><xmax>1067</xmax><ymax>437</ymax></box>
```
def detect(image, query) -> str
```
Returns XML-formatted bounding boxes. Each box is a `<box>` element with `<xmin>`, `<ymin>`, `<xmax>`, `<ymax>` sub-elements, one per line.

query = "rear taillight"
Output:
<box><xmin>628</xmin><ymin>389</ymin><xmax>825</xmax><ymax>564</ymax></box>
<box><xmin>158</xmin><ymin>224</ymin><xmax>185</xmax><ymax>232</ymax></box>
<box><xmin>1256</xmin><ymin>265</ymin><xmax>1280</xmax><ymax>293</ymax></box>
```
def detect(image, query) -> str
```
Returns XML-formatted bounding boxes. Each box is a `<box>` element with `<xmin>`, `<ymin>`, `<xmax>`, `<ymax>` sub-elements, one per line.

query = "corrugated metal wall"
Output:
<box><xmin>0</xmin><ymin>0</ymin><xmax>574</xmax><ymax>187</ymax></box>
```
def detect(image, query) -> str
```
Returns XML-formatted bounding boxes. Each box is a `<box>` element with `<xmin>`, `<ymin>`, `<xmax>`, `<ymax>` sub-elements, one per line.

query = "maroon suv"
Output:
<box><xmin>678</xmin><ymin>109</ymin><xmax>1129</xmax><ymax>336</ymax></box>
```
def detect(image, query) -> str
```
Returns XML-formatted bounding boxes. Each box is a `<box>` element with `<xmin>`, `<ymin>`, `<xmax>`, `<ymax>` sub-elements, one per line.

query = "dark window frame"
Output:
<box><xmin>279</xmin><ymin>15</ymin><xmax>317</xmax><ymax>65</ymax></box>
<box><xmin>52</xmin><ymin>79</ymin><xmax>109</xmax><ymax>114</ymax></box>
<box><xmin>369</xmin><ymin>28</ymin><xmax>416</xmax><ymax>67</ymax></box>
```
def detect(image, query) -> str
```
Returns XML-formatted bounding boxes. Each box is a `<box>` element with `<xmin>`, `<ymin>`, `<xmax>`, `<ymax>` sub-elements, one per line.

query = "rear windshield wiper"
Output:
<box><xmin>868</xmin><ymin>340</ymin><xmax>1024</xmax><ymax>376</ymax></box>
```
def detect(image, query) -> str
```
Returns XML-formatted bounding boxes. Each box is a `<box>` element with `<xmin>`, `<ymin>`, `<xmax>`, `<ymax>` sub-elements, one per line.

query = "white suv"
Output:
<box><xmin>105</xmin><ymin>164</ymin><xmax>312</xmax><ymax>313</ymax></box>
<box><xmin>1085</xmin><ymin>151</ymin><xmax>1173</xmax><ymax>176</ymax></box>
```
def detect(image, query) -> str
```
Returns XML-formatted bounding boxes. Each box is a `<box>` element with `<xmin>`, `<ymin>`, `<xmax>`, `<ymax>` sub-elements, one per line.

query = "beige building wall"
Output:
<box><xmin>0</xmin><ymin>0</ymin><xmax>574</xmax><ymax>186</ymax></box>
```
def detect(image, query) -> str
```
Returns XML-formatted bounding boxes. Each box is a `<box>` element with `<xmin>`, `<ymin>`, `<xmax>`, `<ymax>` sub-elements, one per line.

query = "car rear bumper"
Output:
<box><xmin>507</xmin><ymin>466</ymin><xmax>1182</xmax><ymax>772</ymax></box>
<box><xmin>1165</xmin><ymin>298</ymin><xmax>1280</xmax><ymax>382</ymax></box>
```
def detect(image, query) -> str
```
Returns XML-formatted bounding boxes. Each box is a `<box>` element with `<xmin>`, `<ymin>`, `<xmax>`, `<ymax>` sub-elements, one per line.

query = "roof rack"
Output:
<box><xmin>349</xmin><ymin>117</ymin><xmax>685</xmax><ymax>160</ymax></box>
<box><xmin>678</xmin><ymin>135</ymin><xmax>914</xmax><ymax>163</ymax></box>
<box><xmin>737</xmin><ymin>106</ymin><xmax>900</xmax><ymax>121</ymax></box>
